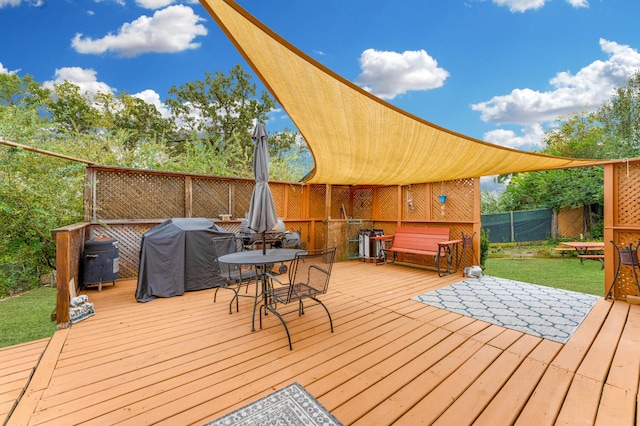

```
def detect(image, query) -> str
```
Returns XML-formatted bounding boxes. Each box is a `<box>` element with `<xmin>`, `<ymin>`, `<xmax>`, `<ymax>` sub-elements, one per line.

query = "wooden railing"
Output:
<box><xmin>51</xmin><ymin>222</ymin><xmax>90</xmax><ymax>329</ymax></box>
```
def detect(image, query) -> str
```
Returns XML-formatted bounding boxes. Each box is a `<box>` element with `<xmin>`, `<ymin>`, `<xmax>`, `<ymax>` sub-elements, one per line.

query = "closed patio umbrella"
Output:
<box><xmin>247</xmin><ymin>123</ymin><xmax>278</xmax><ymax>254</ymax></box>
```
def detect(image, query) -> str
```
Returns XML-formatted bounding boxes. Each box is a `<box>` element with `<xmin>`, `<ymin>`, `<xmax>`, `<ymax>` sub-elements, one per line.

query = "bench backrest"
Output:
<box><xmin>390</xmin><ymin>227</ymin><xmax>450</xmax><ymax>252</ymax></box>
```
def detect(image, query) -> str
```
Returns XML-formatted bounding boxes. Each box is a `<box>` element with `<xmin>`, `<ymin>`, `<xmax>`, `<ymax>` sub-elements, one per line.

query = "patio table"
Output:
<box><xmin>218</xmin><ymin>248</ymin><xmax>304</xmax><ymax>331</ymax></box>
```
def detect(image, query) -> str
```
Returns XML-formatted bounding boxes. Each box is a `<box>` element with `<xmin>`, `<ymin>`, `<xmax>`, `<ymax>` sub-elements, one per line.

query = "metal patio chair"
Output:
<box><xmin>212</xmin><ymin>235</ymin><xmax>257</xmax><ymax>313</ymax></box>
<box><xmin>608</xmin><ymin>239</ymin><xmax>640</xmax><ymax>300</ymax></box>
<box><xmin>260</xmin><ymin>247</ymin><xmax>336</xmax><ymax>350</ymax></box>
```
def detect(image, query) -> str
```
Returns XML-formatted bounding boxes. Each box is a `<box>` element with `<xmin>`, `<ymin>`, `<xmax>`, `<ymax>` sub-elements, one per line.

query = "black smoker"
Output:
<box><xmin>81</xmin><ymin>239</ymin><xmax>119</xmax><ymax>291</ymax></box>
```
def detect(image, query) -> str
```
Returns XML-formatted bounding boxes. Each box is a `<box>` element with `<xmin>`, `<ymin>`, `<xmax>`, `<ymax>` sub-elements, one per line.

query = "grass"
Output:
<box><xmin>484</xmin><ymin>256</ymin><xmax>605</xmax><ymax>296</ymax></box>
<box><xmin>0</xmin><ymin>286</ymin><xmax>57</xmax><ymax>348</ymax></box>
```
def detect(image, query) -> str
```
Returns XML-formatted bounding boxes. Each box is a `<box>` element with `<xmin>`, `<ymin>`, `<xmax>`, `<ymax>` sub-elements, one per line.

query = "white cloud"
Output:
<box><xmin>492</xmin><ymin>0</ymin><xmax>588</xmax><ymax>13</ymax></box>
<box><xmin>135</xmin><ymin>0</ymin><xmax>199</xmax><ymax>9</ymax></box>
<box><xmin>483</xmin><ymin>123</ymin><xmax>546</xmax><ymax>150</ymax></box>
<box><xmin>71</xmin><ymin>5</ymin><xmax>207</xmax><ymax>57</ymax></box>
<box><xmin>0</xmin><ymin>62</ymin><xmax>19</xmax><ymax>74</ymax></box>
<box><xmin>565</xmin><ymin>0</ymin><xmax>589</xmax><ymax>7</ymax></box>
<box><xmin>0</xmin><ymin>0</ymin><xmax>21</xmax><ymax>7</ymax></box>
<box><xmin>135</xmin><ymin>0</ymin><xmax>175</xmax><ymax>9</ymax></box>
<box><xmin>44</xmin><ymin>67</ymin><xmax>114</xmax><ymax>95</ymax></box>
<box><xmin>493</xmin><ymin>0</ymin><xmax>545</xmax><ymax>13</ymax></box>
<box><xmin>133</xmin><ymin>89</ymin><xmax>171</xmax><ymax>118</ymax></box>
<box><xmin>43</xmin><ymin>69</ymin><xmax>172</xmax><ymax>118</ymax></box>
<box><xmin>472</xmin><ymin>39</ymin><xmax>640</xmax><ymax>125</ymax></box>
<box><xmin>481</xmin><ymin>175</ymin><xmax>509</xmax><ymax>192</ymax></box>
<box><xmin>354</xmin><ymin>49</ymin><xmax>449</xmax><ymax>99</ymax></box>
<box><xmin>0</xmin><ymin>0</ymin><xmax>42</xmax><ymax>7</ymax></box>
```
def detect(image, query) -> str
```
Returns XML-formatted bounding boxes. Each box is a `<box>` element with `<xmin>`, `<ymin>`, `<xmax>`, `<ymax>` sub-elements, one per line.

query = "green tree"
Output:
<box><xmin>481</xmin><ymin>189</ymin><xmax>508</xmax><ymax>214</ymax></box>
<box><xmin>47</xmin><ymin>81</ymin><xmax>102</xmax><ymax>134</ymax></box>
<box><xmin>0</xmin><ymin>72</ymin><xmax>49</xmax><ymax>109</ymax></box>
<box><xmin>501</xmin><ymin>71</ymin><xmax>640</xmax><ymax>215</ymax></box>
<box><xmin>0</xmin><ymin>82</ymin><xmax>84</xmax><ymax>295</ymax></box>
<box><xmin>599</xmin><ymin>71</ymin><xmax>640</xmax><ymax>158</ymax></box>
<box><xmin>108</xmin><ymin>92</ymin><xmax>178</xmax><ymax>149</ymax></box>
<box><xmin>166</xmin><ymin>65</ymin><xmax>278</xmax><ymax>167</ymax></box>
<box><xmin>502</xmin><ymin>168</ymin><xmax>603</xmax><ymax>212</ymax></box>
<box><xmin>543</xmin><ymin>110</ymin><xmax>605</xmax><ymax>159</ymax></box>
<box><xmin>0</xmin><ymin>67</ymin><xmax>311</xmax><ymax>296</ymax></box>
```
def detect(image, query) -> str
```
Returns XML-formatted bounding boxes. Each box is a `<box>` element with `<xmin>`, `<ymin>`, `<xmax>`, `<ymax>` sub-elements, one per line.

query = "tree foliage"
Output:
<box><xmin>0</xmin><ymin>66</ymin><xmax>311</xmax><ymax>296</ymax></box>
<box><xmin>166</xmin><ymin>65</ymin><xmax>278</xmax><ymax>155</ymax></box>
<box><xmin>495</xmin><ymin>71</ymin><xmax>640</xmax><ymax>216</ymax></box>
<box><xmin>599</xmin><ymin>72</ymin><xmax>640</xmax><ymax>157</ymax></box>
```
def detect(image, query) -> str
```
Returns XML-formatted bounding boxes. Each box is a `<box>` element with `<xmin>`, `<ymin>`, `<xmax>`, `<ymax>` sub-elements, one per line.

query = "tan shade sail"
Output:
<box><xmin>200</xmin><ymin>0</ymin><xmax>604</xmax><ymax>185</ymax></box>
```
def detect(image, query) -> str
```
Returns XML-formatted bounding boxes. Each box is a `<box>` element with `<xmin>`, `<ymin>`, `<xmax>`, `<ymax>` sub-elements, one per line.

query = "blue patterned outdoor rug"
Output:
<box><xmin>205</xmin><ymin>382</ymin><xmax>342</xmax><ymax>426</ymax></box>
<box><xmin>412</xmin><ymin>275</ymin><xmax>599</xmax><ymax>344</ymax></box>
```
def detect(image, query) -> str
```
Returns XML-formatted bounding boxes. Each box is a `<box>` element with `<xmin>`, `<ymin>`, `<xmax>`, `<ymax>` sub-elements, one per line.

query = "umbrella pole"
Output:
<box><xmin>262</xmin><ymin>231</ymin><xmax>266</xmax><ymax>255</ymax></box>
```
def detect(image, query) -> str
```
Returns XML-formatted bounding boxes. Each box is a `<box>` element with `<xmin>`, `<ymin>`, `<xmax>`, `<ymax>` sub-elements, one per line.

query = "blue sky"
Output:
<box><xmin>2</xmin><ymin>0</ymin><xmax>640</xmax><ymax>176</ymax></box>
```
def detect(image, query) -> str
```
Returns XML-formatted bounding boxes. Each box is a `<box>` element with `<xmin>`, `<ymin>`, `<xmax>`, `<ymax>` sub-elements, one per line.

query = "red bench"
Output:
<box><xmin>379</xmin><ymin>227</ymin><xmax>462</xmax><ymax>276</ymax></box>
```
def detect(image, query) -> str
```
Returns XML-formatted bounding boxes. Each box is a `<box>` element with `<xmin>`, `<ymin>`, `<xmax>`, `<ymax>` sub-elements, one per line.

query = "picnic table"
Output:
<box><xmin>560</xmin><ymin>241</ymin><xmax>604</xmax><ymax>268</ymax></box>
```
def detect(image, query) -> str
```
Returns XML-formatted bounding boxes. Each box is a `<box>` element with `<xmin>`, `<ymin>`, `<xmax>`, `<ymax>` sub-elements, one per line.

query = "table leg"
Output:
<box><xmin>251</xmin><ymin>269</ymin><xmax>267</xmax><ymax>332</ymax></box>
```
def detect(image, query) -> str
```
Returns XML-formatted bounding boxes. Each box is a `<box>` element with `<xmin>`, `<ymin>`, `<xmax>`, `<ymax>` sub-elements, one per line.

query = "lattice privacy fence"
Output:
<box><xmin>79</xmin><ymin>165</ymin><xmax>479</xmax><ymax>279</ymax></box>
<box><xmin>607</xmin><ymin>160</ymin><xmax>640</xmax><ymax>299</ymax></box>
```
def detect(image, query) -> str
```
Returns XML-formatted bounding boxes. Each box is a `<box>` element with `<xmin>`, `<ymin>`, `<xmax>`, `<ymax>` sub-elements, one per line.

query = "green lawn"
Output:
<box><xmin>0</xmin><ymin>286</ymin><xmax>57</xmax><ymax>348</ymax></box>
<box><xmin>484</xmin><ymin>257</ymin><xmax>605</xmax><ymax>296</ymax></box>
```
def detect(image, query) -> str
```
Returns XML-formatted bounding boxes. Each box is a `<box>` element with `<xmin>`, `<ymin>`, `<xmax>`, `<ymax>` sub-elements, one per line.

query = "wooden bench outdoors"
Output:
<box><xmin>553</xmin><ymin>247</ymin><xmax>575</xmax><ymax>259</ymax></box>
<box><xmin>378</xmin><ymin>227</ymin><xmax>462</xmax><ymax>276</ymax></box>
<box><xmin>578</xmin><ymin>254</ymin><xmax>604</xmax><ymax>269</ymax></box>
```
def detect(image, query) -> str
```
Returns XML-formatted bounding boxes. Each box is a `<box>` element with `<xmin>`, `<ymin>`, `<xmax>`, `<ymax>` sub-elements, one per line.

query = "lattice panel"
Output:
<box><xmin>95</xmin><ymin>170</ymin><xmax>185</xmax><ymax>219</ymax></box>
<box><xmin>378</xmin><ymin>186</ymin><xmax>398</xmax><ymax>220</ymax></box>
<box><xmin>309</xmin><ymin>185</ymin><xmax>326</xmax><ymax>219</ymax></box>
<box><xmin>270</xmin><ymin>183</ymin><xmax>285</xmax><ymax>218</ymax></box>
<box><xmin>231</xmin><ymin>180</ymin><xmax>254</xmax><ymax>220</ymax></box>
<box><xmin>402</xmin><ymin>184</ymin><xmax>427</xmax><ymax>221</ymax></box>
<box><xmin>284</xmin><ymin>221</ymin><xmax>310</xmax><ymax>249</ymax></box>
<box><xmin>611</xmin><ymin>230</ymin><xmax>640</xmax><ymax>298</ymax></box>
<box><xmin>192</xmin><ymin>178</ymin><xmax>230</xmax><ymax>218</ymax></box>
<box><xmin>353</xmin><ymin>188</ymin><xmax>373</xmax><ymax>219</ymax></box>
<box><xmin>431</xmin><ymin>179</ymin><xmax>475</xmax><ymax>221</ymax></box>
<box><xmin>216</xmin><ymin>223</ymin><xmax>241</xmax><ymax>234</ymax></box>
<box><xmin>91</xmin><ymin>223</ymin><xmax>156</xmax><ymax>279</ymax></box>
<box><xmin>331</xmin><ymin>186</ymin><xmax>350</xmax><ymax>219</ymax></box>
<box><xmin>615</xmin><ymin>162</ymin><xmax>640</xmax><ymax>226</ymax></box>
<box><xmin>286</xmin><ymin>184</ymin><xmax>304</xmax><ymax>218</ymax></box>
<box><xmin>453</xmin><ymin>223</ymin><xmax>476</xmax><ymax>267</ymax></box>
<box><xmin>372</xmin><ymin>222</ymin><xmax>397</xmax><ymax>237</ymax></box>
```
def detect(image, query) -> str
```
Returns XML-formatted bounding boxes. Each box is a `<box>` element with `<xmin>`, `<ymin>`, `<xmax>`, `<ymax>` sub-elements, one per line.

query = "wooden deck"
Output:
<box><xmin>3</xmin><ymin>261</ymin><xmax>639</xmax><ymax>425</ymax></box>
<box><xmin>0</xmin><ymin>339</ymin><xmax>49</xmax><ymax>422</ymax></box>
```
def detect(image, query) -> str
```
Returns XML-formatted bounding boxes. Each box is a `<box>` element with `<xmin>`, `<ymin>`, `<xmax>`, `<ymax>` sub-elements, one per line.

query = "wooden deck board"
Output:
<box><xmin>0</xmin><ymin>339</ymin><xmax>49</xmax><ymax>423</ymax></box>
<box><xmin>1</xmin><ymin>261</ymin><xmax>638</xmax><ymax>425</ymax></box>
<box><xmin>432</xmin><ymin>334</ymin><xmax>542</xmax><ymax>425</ymax></box>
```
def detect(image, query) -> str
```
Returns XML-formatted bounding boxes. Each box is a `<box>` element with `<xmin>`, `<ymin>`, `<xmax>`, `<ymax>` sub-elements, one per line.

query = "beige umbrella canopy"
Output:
<box><xmin>199</xmin><ymin>0</ymin><xmax>606</xmax><ymax>185</ymax></box>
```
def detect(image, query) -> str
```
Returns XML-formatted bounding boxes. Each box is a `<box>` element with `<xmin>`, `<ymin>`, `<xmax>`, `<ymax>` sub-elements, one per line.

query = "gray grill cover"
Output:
<box><xmin>135</xmin><ymin>218</ymin><xmax>233</xmax><ymax>302</ymax></box>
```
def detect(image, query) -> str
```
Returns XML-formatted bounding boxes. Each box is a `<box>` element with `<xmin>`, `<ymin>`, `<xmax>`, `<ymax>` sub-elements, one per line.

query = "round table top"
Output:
<box><xmin>218</xmin><ymin>248</ymin><xmax>305</xmax><ymax>265</ymax></box>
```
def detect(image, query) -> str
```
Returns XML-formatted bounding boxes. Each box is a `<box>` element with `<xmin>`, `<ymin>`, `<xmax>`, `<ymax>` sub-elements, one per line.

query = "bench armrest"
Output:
<box><xmin>373</xmin><ymin>235</ymin><xmax>394</xmax><ymax>241</ymax></box>
<box><xmin>438</xmin><ymin>239</ymin><xmax>462</xmax><ymax>246</ymax></box>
